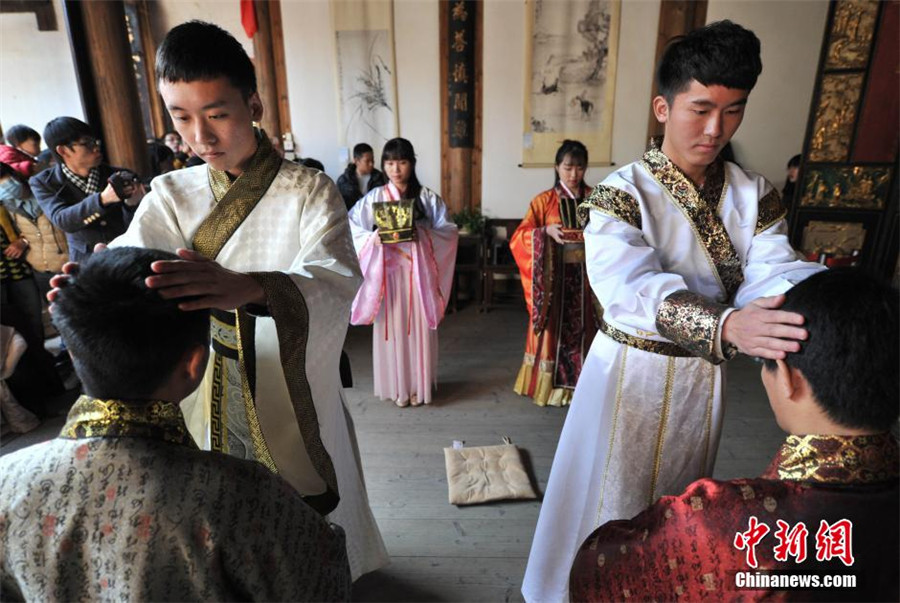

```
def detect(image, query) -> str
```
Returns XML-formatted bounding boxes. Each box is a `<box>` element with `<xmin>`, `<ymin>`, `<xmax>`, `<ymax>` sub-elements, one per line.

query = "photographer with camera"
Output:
<box><xmin>29</xmin><ymin>117</ymin><xmax>144</xmax><ymax>263</ymax></box>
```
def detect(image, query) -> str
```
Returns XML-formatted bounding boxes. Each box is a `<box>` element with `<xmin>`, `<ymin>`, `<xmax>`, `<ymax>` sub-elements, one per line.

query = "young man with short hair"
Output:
<box><xmin>523</xmin><ymin>21</ymin><xmax>825</xmax><ymax>601</ymax></box>
<box><xmin>29</xmin><ymin>117</ymin><xmax>141</xmax><ymax>263</ymax></box>
<box><xmin>108</xmin><ymin>20</ymin><xmax>387</xmax><ymax>579</ymax></box>
<box><xmin>570</xmin><ymin>269</ymin><xmax>899</xmax><ymax>601</ymax></box>
<box><xmin>336</xmin><ymin>142</ymin><xmax>386</xmax><ymax>210</ymax></box>
<box><xmin>0</xmin><ymin>247</ymin><xmax>352</xmax><ymax>601</ymax></box>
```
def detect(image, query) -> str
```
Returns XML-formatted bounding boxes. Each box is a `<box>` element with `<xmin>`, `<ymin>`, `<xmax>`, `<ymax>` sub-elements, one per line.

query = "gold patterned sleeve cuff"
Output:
<box><xmin>655</xmin><ymin>290</ymin><xmax>732</xmax><ymax>364</ymax></box>
<box><xmin>756</xmin><ymin>188</ymin><xmax>787</xmax><ymax>234</ymax></box>
<box><xmin>577</xmin><ymin>185</ymin><xmax>642</xmax><ymax>230</ymax></box>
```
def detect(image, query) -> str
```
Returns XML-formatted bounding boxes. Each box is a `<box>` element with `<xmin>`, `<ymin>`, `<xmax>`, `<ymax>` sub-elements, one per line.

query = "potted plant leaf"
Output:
<box><xmin>451</xmin><ymin>207</ymin><xmax>486</xmax><ymax>236</ymax></box>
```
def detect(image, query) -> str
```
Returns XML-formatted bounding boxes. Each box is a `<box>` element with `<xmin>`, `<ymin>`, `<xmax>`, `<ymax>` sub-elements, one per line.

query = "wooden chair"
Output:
<box><xmin>480</xmin><ymin>218</ymin><xmax>522</xmax><ymax>312</ymax></box>
<box><xmin>449</xmin><ymin>233</ymin><xmax>484</xmax><ymax>312</ymax></box>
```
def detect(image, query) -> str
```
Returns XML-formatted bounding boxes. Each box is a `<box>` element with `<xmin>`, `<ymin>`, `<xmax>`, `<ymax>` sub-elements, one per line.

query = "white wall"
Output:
<box><xmin>0</xmin><ymin>0</ymin><xmax>83</xmax><ymax>145</ymax></box>
<box><xmin>707</xmin><ymin>0</ymin><xmax>829</xmax><ymax>189</ymax></box>
<box><xmin>282</xmin><ymin>0</ymin><xmax>440</xmax><ymax>187</ymax></box>
<box><xmin>150</xmin><ymin>0</ymin><xmax>253</xmax><ymax>59</ymax></box>
<box><xmin>482</xmin><ymin>0</ymin><xmax>661</xmax><ymax>217</ymax></box>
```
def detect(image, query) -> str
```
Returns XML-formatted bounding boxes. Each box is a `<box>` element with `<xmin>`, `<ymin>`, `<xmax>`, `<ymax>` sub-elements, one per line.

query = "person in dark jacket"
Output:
<box><xmin>336</xmin><ymin>142</ymin><xmax>386</xmax><ymax>210</ymax></box>
<box><xmin>28</xmin><ymin>117</ymin><xmax>142</xmax><ymax>263</ymax></box>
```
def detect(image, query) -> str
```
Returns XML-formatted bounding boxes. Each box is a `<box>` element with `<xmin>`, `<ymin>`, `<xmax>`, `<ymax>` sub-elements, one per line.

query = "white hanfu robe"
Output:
<box><xmin>522</xmin><ymin>144</ymin><xmax>825</xmax><ymax>602</ymax></box>
<box><xmin>348</xmin><ymin>183</ymin><xmax>458</xmax><ymax>405</ymax></box>
<box><xmin>110</xmin><ymin>154</ymin><xmax>388</xmax><ymax>580</ymax></box>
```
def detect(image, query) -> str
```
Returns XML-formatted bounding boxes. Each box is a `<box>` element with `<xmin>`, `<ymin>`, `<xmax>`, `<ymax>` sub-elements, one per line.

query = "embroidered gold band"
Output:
<box><xmin>756</xmin><ymin>188</ymin><xmax>787</xmax><ymax>234</ymax></box>
<box><xmin>578</xmin><ymin>186</ymin><xmax>642</xmax><ymax>230</ymax></box>
<box><xmin>656</xmin><ymin>290</ymin><xmax>731</xmax><ymax>364</ymax></box>
<box><xmin>60</xmin><ymin>395</ymin><xmax>195</xmax><ymax>447</ymax></box>
<box><xmin>776</xmin><ymin>433</ymin><xmax>899</xmax><ymax>483</ymax></box>
<box><xmin>599</xmin><ymin>319</ymin><xmax>694</xmax><ymax>357</ymax></box>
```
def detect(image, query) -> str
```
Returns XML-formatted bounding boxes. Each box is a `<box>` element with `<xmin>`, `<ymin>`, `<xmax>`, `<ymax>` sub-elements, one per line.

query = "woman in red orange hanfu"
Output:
<box><xmin>510</xmin><ymin>139</ymin><xmax>601</xmax><ymax>407</ymax></box>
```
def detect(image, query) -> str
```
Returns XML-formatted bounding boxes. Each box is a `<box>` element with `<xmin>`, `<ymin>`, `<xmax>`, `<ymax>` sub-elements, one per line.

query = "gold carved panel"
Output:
<box><xmin>800</xmin><ymin>165</ymin><xmax>891</xmax><ymax>209</ymax></box>
<box><xmin>825</xmin><ymin>0</ymin><xmax>879</xmax><ymax>70</ymax></box>
<box><xmin>801</xmin><ymin>220</ymin><xmax>866</xmax><ymax>259</ymax></box>
<box><xmin>808</xmin><ymin>73</ymin><xmax>863</xmax><ymax>163</ymax></box>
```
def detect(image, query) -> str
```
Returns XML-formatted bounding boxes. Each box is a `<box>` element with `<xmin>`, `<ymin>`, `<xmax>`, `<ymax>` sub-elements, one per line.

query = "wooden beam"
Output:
<box><xmin>440</xmin><ymin>0</ymin><xmax>449</xmax><ymax>201</ymax></box>
<box><xmin>253</xmin><ymin>0</ymin><xmax>282</xmax><ymax>139</ymax></box>
<box><xmin>268</xmin><ymin>0</ymin><xmax>291</xmax><ymax>133</ymax></box>
<box><xmin>646</xmin><ymin>0</ymin><xmax>708</xmax><ymax>142</ymax></box>
<box><xmin>0</xmin><ymin>0</ymin><xmax>57</xmax><ymax>31</ymax></box>
<box><xmin>135</xmin><ymin>0</ymin><xmax>168</xmax><ymax>139</ymax></box>
<box><xmin>75</xmin><ymin>0</ymin><xmax>150</xmax><ymax>175</ymax></box>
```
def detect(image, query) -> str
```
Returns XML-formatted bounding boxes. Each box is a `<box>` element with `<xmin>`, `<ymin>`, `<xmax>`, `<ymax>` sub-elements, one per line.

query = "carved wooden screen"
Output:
<box><xmin>788</xmin><ymin>0</ymin><xmax>899</xmax><ymax>277</ymax></box>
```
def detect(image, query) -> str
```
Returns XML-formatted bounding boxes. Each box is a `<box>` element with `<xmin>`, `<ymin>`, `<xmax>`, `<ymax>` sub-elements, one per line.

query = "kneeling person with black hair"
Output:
<box><xmin>570</xmin><ymin>269</ymin><xmax>899</xmax><ymax>602</ymax></box>
<box><xmin>0</xmin><ymin>247</ymin><xmax>351</xmax><ymax>602</ymax></box>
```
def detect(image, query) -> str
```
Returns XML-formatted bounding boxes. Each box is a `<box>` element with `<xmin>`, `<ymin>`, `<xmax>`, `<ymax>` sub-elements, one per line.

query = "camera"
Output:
<box><xmin>107</xmin><ymin>170</ymin><xmax>139</xmax><ymax>200</ymax></box>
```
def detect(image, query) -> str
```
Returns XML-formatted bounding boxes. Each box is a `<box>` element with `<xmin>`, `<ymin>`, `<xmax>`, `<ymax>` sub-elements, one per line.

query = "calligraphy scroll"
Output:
<box><xmin>331</xmin><ymin>0</ymin><xmax>399</xmax><ymax>148</ymax></box>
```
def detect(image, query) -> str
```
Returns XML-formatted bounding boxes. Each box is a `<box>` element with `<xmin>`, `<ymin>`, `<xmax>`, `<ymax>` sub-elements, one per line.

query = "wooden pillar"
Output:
<box><xmin>73</xmin><ymin>0</ymin><xmax>150</xmax><ymax>175</ymax></box>
<box><xmin>136</xmin><ymin>0</ymin><xmax>168</xmax><ymax>139</ymax></box>
<box><xmin>253</xmin><ymin>0</ymin><xmax>290</xmax><ymax>138</ymax></box>
<box><xmin>440</xmin><ymin>0</ymin><xmax>482</xmax><ymax>214</ymax></box>
<box><xmin>646</xmin><ymin>0</ymin><xmax>707</xmax><ymax>141</ymax></box>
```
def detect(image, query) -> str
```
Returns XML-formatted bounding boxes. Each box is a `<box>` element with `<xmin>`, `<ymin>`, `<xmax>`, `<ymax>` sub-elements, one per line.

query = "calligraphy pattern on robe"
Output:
<box><xmin>0</xmin><ymin>396</ymin><xmax>352</xmax><ymax>601</ymax></box>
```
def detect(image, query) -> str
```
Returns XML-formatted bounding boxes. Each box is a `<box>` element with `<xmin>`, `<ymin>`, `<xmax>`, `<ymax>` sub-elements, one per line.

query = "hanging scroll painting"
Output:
<box><xmin>332</xmin><ymin>0</ymin><xmax>399</xmax><ymax>152</ymax></box>
<box><xmin>523</xmin><ymin>0</ymin><xmax>621</xmax><ymax>167</ymax></box>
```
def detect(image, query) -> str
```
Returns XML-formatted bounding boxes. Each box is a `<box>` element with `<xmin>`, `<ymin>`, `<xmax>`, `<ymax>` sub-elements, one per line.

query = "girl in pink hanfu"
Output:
<box><xmin>348</xmin><ymin>138</ymin><xmax>458</xmax><ymax>407</ymax></box>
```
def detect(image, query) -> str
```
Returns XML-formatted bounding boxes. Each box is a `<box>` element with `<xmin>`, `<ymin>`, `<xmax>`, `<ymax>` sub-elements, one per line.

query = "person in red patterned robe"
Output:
<box><xmin>570</xmin><ymin>269</ymin><xmax>899</xmax><ymax>602</ymax></box>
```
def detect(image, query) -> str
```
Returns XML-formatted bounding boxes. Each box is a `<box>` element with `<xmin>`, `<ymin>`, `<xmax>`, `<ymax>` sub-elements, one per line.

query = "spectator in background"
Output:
<box><xmin>29</xmin><ymin>117</ymin><xmax>143</xmax><ymax>263</ymax></box>
<box><xmin>147</xmin><ymin>141</ymin><xmax>175</xmax><ymax>179</ymax></box>
<box><xmin>163</xmin><ymin>130</ymin><xmax>189</xmax><ymax>169</ymax></box>
<box><xmin>0</xmin><ymin>204</ymin><xmax>43</xmax><ymax>342</ymax></box>
<box><xmin>163</xmin><ymin>130</ymin><xmax>182</xmax><ymax>154</ymax></box>
<box><xmin>0</xmin><ymin>162</ymin><xmax>68</xmax><ymax>303</ymax></box>
<box><xmin>337</xmin><ymin>142</ymin><xmax>386</xmax><ymax>211</ymax></box>
<box><xmin>0</xmin><ymin>125</ymin><xmax>42</xmax><ymax>178</ymax></box>
<box><xmin>782</xmin><ymin>153</ymin><xmax>801</xmax><ymax>210</ymax></box>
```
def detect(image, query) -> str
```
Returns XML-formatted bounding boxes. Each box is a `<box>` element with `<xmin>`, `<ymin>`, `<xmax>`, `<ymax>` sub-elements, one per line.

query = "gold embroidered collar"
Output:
<box><xmin>59</xmin><ymin>395</ymin><xmax>196</xmax><ymax>448</ymax></box>
<box><xmin>640</xmin><ymin>138</ymin><xmax>743</xmax><ymax>301</ymax></box>
<box><xmin>195</xmin><ymin>129</ymin><xmax>283</xmax><ymax>261</ymax></box>
<box><xmin>768</xmin><ymin>433</ymin><xmax>899</xmax><ymax>484</ymax></box>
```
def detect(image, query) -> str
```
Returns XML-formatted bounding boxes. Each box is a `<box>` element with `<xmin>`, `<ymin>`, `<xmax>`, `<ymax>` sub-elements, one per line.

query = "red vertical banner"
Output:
<box><xmin>241</xmin><ymin>0</ymin><xmax>258</xmax><ymax>39</ymax></box>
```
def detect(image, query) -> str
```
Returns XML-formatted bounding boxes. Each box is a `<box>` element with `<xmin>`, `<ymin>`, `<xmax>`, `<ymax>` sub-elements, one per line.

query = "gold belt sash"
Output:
<box><xmin>599</xmin><ymin>319</ymin><xmax>694</xmax><ymax>357</ymax></box>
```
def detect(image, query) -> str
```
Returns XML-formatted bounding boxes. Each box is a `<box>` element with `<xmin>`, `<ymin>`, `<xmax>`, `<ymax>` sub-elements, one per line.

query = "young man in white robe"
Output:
<box><xmin>102</xmin><ymin>21</ymin><xmax>387</xmax><ymax>579</ymax></box>
<box><xmin>522</xmin><ymin>20</ymin><xmax>825</xmax><ymax>602</ymax></box>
